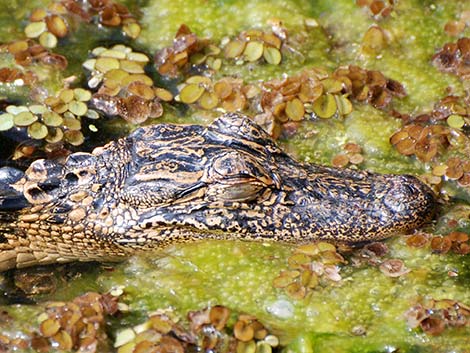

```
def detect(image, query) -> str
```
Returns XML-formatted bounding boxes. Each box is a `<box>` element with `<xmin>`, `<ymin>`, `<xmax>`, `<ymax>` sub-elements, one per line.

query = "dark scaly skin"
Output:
<box><xmin>0</xmin><ymin>113</ymin><xmax>436</xmax><ymax>271</ymax></box>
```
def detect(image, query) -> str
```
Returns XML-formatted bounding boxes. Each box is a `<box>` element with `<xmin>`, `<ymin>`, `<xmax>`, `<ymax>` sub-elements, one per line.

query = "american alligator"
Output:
<box><xmin>0</xmin><ymin>113</ymin><xmax>436</xmax><ymax>271</ymax></box>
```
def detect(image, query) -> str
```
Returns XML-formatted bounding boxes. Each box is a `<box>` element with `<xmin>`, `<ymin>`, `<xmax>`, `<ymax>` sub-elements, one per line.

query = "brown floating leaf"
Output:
<box><xmin>430</xmin><ymin>236</ymin><xmax>452</xmax><ymax>254</ymax></box>
<box><xmin>46</xmin><ymin>15</ymin><xmax>68</xmax><ymax>38</ymax></box>
<box><xmin>404</xmin><ymin>297</ymin><xmax>470</xmax><ymax>337</ymax></box>
<box><xmin>444</xmin><ymin>21</ymin><xmax>466</xmax><ymax>37</ymax></box>
<box><xmin>222</xmin><ymin>90</ymin><xmax>247</xmax><ymax>112</ymax></box>
<box><xmin>288</xmin><ymin>281</ymin><xmax>309</xmax><ymax>299</ymax></box>
<box><xmin>335</xmin><ymin>95</ymin><xmax>353</xmax><ymax>115</ymax></box>
<box><xmin>357</xmin><ymin>0</ymin><xmax>395</xmax><ymax>18</ymax></box>
<box><xmin>199</xmin><ymin>91</ymin><xmax>219</xmax><ymax>110</ymax></box>
<box><xmin>272</xmin><ymin>270</ymin><xmax>299</xmax><ymax>288</ymax></box>
<box><xmin>333</xmin><ymin>65</ymin><xmax>406</xmax><ymax>109</ymax></box>
<box><xmin>100</xmin><ymin>6</ymin><xmax>121</xmax><ymax>26</ymax></box>
<box><xmin>214</xmin><ymin>80</ymin><xmax>233</xmax><ymax>99</ymax></box>
<box><xmin>362</xmin><ymin>25</ymin><xmax>387</xmax><ymax>55</ymax></box>
<box><xmin>406</xmin><ymin>233</ymin><xmax>429</xmax><ymax>248</ymax></box>
<box><xmin>364</xmin><ymin>242</ymin><xmax>388</xmax><ymax>257</ymax></box>
<box><xmin>389</xmin><ymin>122</ymin><xmax>453</xmax><ymax>162</ymax></box>
<box><xmin>448</xmin><ymin>231</ymin><xmax>469</xmax><ymax>243</ymax></box>
<box><xmin>370</xmin><ymin>0</ymin><xmax>385</xmax><ymax>15</ymax></box>
<box><xmin>299</xmin><ymin>81</ymin><xmax>323</xmax><ymax>102</ymax></box>
<box><xmin>121</xmin><ymin>95</ymin><xmax>152</xmax><ymax>123</ymax></box>
<box><xmin>154</xmin><ymin>24</ymin><xmax>209</xmax><ymax>77</ymax></box>
<box><xmin>209</xmin><ymin>306</ymin><xmax>230</xmax><ymax>331</ymax></box>
<box><xmin>150</xmin><ymin>315</ymin><xmax>173</xmax><ymax>334</ymax></box>
<box><xmin>273</xmin><ymin>242</ymin><xmax>344</xmax><ymax>299</ymax></box>
<box><xmin>39</xmin><ymin>318</ymin><xmax>61</xmax><ymax>337</ymax></box>
<box><xmin>287</xmin><ymin>253</ymin><xmax>311</xmax><ymax>268</ymax></box>
<box><xmin>313</xmin><ymin>94</ymin><xmax>337</xmax><ymax>118</ymax></box>
<box><xmin>224</xmin><ymin>39</ymin><xmax>246</xmax><ymax>58</ymax></box>
<box><xmin>179</xmin><ymin>84</ymin><xmax>205</xmax><ymax>104</ymax></box>
<box><xmin>128</xmin><ymin>81</ymin><xmax>155</xmax><ymax>100</ymax></box>
<box><xmin>285</xmin><ymin>98</ymin><xmax>305</xmax><ymax>121</ymax></box>
<box><xmin>349</xmin><ymin>153</ymin><xmax>364</xmax><ymax>165</ymax></box>
<box><xmin>433</xmin><ymin>38</ymin><xmax>470</xmax><ymax>81</ymax></box>
<box><xmin>233</xmin><ymin>320</ymin><xmax>254</xmax><ymax>342</ymax></box>
<box><xmin>31</xmin><ymin>334</ymin><xmax>50</xmax><ymax>353</ymax></box>
<box><xmin>420</xmin><ymin>317</ymin><xmax>446</xmax><ymax>336</ymax></box>
<box><xmin>52</xmin><ymin>330</ymin><xmax>73</xmax><ymax>351</ymax></box>
<box><xmin>379</xmin><ymin>259</ymin><xmax>410</xmax><ymax>277</ymax></box>
<box><xmin>160</xmin><ymin>336</ymin><xmax>185</xmax><ymax>353</ymax></box>
<box><xmin>404</xmin><ymin>304</ymin><xmax>428</xmax><ymax>329</ymax></box>
<box><xmin>263</xmin><ymin>46</ymin><xmax>282</xmax><ymax>65</ymax></box>
<box><xmin>445</xmin><ymin>161</ymin><xmax>464</xmax><ymax>180</ymax></box>
<box><xmin>332</xmin><ymin>154</ymin><xmax>350</xmax><ymax>168</ymax></box>
<box><xmin>244</xmin><ymin>41</ymin><xmax>264</xmax><ymax>62</ymax></box>
<box><xmin>414</xmin><ymin>141</ymin><xmax>437</xmax><ymax>162</ymax></box>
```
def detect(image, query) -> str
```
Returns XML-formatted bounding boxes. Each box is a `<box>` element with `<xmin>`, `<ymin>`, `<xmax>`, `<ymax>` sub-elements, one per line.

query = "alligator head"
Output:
<box><xmin>0</xmin><ymin>113</ymin><xmax>436</xmax><ymax>270</ymax></box>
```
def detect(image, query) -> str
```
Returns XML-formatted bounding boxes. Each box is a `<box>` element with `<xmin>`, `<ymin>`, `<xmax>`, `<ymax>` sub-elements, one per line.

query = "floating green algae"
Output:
<box><xmin>137</xmin><ymin>0</ymin><xmax>314</xmax><ymax>49</ymax></box>
<box><xmin>1</xmin><ymin>0</ymin><xmax>470</xmax><ymax>352</ymax></box>
<box><xmin>91</xmin><ymin>238</ymin><xmax>470</xmax><ymax>350</ymax></box>
<box><xmin>284</xmin><ymin>105</ymin><xmax>422</xmax><ymax>174</ymax></box>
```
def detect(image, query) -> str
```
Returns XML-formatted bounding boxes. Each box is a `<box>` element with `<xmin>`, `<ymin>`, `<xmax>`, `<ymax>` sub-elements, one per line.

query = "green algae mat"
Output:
<box><xmin>1</xmin><ymin>0</ymin><xmax>470</xmax><ymax>352</ymax></box>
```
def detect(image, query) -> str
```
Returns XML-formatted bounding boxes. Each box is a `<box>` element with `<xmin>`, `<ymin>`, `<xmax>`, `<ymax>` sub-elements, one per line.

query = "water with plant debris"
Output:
<box><xmin>1</xmin><ymin>0</ymin><xmax>470</xmax><ymax>352</ymax></box>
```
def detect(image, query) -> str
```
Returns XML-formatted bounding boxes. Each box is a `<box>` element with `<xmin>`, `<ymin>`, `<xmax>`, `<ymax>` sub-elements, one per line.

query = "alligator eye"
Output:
<box><xmin>250</xmin><ymin>128</ymin><xmax>260</xmax><ymax>138</ymax></box>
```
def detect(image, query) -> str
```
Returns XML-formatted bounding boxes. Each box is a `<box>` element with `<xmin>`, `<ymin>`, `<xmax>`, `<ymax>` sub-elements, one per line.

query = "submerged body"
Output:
<box><xmin>0</xmin><ymin>113</ymin><xmax>436</xmax><ymax>271</ymax></box>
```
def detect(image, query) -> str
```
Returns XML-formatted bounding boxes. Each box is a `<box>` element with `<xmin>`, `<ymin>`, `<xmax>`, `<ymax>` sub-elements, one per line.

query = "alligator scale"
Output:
<box><xmin>0</xmin><ymin>113</ymin><xmax>436</xmax><ymax>271</ymax></box>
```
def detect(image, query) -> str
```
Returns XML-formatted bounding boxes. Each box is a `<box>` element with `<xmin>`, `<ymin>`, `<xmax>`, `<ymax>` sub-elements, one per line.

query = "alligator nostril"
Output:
<box><xmin>27</xmin><ymin>187</ymin><xmax>42</xmax><ymax>199</ymax></box>
<box><xmin>24</xmin><ymin>185</ymin><xmax>54</xmax><ymax>204</ymax></box>
<box><xmin>65</xmin><ymin>172</ymin><xmax>79</xmax><ymax>183</ymax></box>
